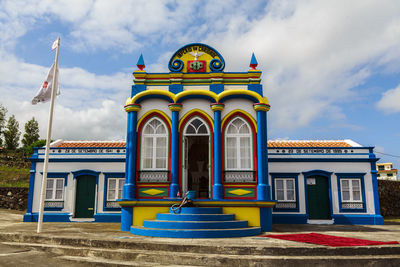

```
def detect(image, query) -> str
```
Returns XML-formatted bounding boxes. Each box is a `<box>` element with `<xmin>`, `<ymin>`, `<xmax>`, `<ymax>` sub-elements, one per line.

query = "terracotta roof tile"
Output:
<box><xmin>55</xmin><ymin>141</ymin><xmax>126</xmax><ymax>148</ymax></box>
<box><xmin>52</xmin><ymin>140</ymin><xmax>358</xmax><ymax>148</ymax></box>
<box><xmin>267</xmin><ymin>140</ymin><xmax>353</xmax><ymax>148</ymax></box>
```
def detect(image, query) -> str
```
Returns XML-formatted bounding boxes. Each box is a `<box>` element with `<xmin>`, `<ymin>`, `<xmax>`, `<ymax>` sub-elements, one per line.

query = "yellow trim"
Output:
<box><xmin>210</xmin><ymin>104</ymin><xmax>225</xmax><ymax>111</ymax></box>
<box><xmin>127</xmin><ymin>89</ymin><xmax>269</xmax><ymax>106</ymax></box>
<box><xmin>132</xmin><ymin>206</ymin><xmax>169</xmax><ymax>226</ymax></box>
<box><xmin>119</xmin><ymin>200</ymin><xmax>275</xmax><ymax>207</ymax></box>
<box><xmin>124</xmin><ymin>105</ymin><xmax>141</xmax><ymax>113</ymax></box>
<box><xmin>125</xmin><ymin>97</ymin><xmax>132</xmax><ymax>106</ymax></box>
<box><xmin>193</xmin><ymin>201</ymin><xmax>275</xmax><ymax>206</ymax></box>
<box><xmin>119</xmin><ymin>200</ymin><xmax>180</xmax><ymax>206</ymax></box>
<box><xmin>168</xmin><ymin>105</ymin><xmax>183</xmax><ymax>112</ymax></box>
<box><xmin>253</xmin><ymin>104</ymin><xmax>270</xmax><ymax>112</ymax></box>
<box><xmin>223</xmin><ymin>207</ymin><xmax>260</xmax><ymax>227</ymax></box>
<box><xmin>221</xmin><ymin>109</ymin><xmax>257</xmax><ymax>132</ymax></box>
<box><xmin>136</xmin><ymin>110</ymin><xmax>172</xmax><ymax>132</ymax></box>
<box><xmin>179</xmin><ymin>109</ymin><xmax>214</xmax><ymax>131</ymax></box>
<box><xmin>218</xmin><ymin>89</ymin><xmax>266</xmax><ymax>104</ymax></box>
<box><xmin>175</xmin><ymin>90</ymin><xmax>218</xmax><ymax>103</ymax></box>
<box><xmin>130</xmin><ymin>89</ymin><xmax>175</xmax><ymax>104</ymax></box>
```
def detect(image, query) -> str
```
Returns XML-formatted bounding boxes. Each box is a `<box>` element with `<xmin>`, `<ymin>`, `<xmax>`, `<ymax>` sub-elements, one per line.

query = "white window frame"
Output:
<box><xmin>340</xmin><ymin>178</ymin><xmax>362</xmax><ymax>202</ymax></box>
<box><xmin>140</xmin><ymin>117</ymin><xmax>169</xmax><ymax>170</ymax></box>
<box><xmin>274</xmin><ymin>178</ymin><xmax>296</xmax><ymax>202</ymax></box>
<box><xmin>107</xmin><ymin>178</ymin><xmax>124</xmax><ymax>201</ymax></box>
<box><xmin>224</xmin><ymin>117</ymin><xmax>253</xmax><ymax>171</ymax></box>
<box><xmin>45</xmin><ymin>178</ymin><xmax>64</xmax><ymax>201</ymax></box>
<box><xmin>183</xmin><ymin>117</ymin><xmax>210</xmax><ymax>136</ymax></box>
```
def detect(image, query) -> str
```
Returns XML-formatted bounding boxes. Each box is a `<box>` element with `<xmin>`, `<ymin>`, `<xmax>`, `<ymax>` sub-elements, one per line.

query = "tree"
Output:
<box><xmin>25</xmin><ymin>139</ymin><xmax>47</xmax><ymax>157</ymax></box>
<box><xmin>22</xmin><ymin>117</ymin><xmax>40</xmax><ymax>148</ymax></box>
<box><xmin>3</xmin><ymin>115</ymin><xmax>21</xmax><ymax>150</ymax></box>
<box><xmin>0</xmin><ymin>104</ymin><xmax>7</xmax><ymax>147</ymax></box>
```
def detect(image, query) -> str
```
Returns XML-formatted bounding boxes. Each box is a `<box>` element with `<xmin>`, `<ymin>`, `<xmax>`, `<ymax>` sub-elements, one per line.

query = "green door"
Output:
<box><xmin>75</xmin><ymin>175</ymin><xmax>96</xmax><ymax>218</ymax></box>
<box><xmin>307</xmin><ymin>176</ymin><xmax>331</xmax><ymax>219</ymax></box>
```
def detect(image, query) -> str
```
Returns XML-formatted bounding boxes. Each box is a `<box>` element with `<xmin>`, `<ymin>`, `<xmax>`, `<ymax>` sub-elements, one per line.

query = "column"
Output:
<box><xmin>121</xmin><ymin>103</ymin><xmax>140</xmax><ymax>231</ymax></box>
<box><xmin>253</xmin><ymin>103</ymin><xmax>271</xmax><ymax>201</ymax></box>
<box><xmin>168</xmin><ymin>103</ymin><xmax>182</xmax><ymax>198</ymax></box>
<box><xmin>210</xmin><ymin>103</ymin><xmax>225</xmax><ymax>199</ymax></box>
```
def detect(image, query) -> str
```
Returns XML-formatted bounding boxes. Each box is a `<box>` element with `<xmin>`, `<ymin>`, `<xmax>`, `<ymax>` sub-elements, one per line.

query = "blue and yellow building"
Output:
<box><xmin>120</xmin><ymin>43</ymin><xmax>275</xmax><ymax>236</ymax></box>
<box><xmin>24</xmin><ymin>43</ymin><xmax>384</xmax><ymax>238</ymax></box>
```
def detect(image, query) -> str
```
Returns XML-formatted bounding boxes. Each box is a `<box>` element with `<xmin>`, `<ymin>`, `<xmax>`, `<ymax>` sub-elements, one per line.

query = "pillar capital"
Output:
<box><xmin>124</xmin><ymin>103</ymin><xmax>141</xmax><ymax>113</ymax></box>
<box><xmin>168</xmin><ymin>103</ymin><xmax>183</xmax><ymax>112</ymax></box>
<box><xmin>253</xmin><ymin>103</ymin><xmax>270</xmax><ymax>112</ymax></box>
<box><xmin>210</xmin><ymin>103</ymin><xmax>225</xmax><ymax>111</ymax></box>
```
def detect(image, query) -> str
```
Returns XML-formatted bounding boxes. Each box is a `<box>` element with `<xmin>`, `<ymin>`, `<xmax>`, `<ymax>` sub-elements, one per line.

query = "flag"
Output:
<box><xmin>32</xmin><ymin>62</ymin><xmax>60</xmax><ymax>105</ymax></box>
<box><xmin>52</xmin><ymin>38</ymin><xmax>59</xmax><ymax>50</ymax></box>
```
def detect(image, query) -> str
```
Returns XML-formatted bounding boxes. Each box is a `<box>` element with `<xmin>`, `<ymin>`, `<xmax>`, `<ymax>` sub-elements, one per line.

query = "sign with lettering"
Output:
<box><xmin>168</xmin><ymin>43</ymin><xmax>225</xmax><ymax>73</ymax></box>
<box><xmin>273</xmin><ymin>149</ymin><xmax>354</xmax><ymax>154</ymax></box>
<box><xmin>43</xmin><ymin>148</ymin><xmax>126</xmax><ymax>154</ymax></box>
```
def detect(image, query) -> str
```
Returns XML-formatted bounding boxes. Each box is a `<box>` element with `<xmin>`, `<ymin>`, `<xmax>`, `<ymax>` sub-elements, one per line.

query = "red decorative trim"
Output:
<box><xmin>178</xmin><ymin>111</ymin><xmax>214</xmax><ymax>196</ymax></box>
<box><xmin>136</xmin><ymin>112</ymin><xmax>172</xmax><ymax>197</ymax></box>
<box><xmin>221</xmin><ymin>111</ymin><xmax>258</xmax><ymax>198</ymax></box>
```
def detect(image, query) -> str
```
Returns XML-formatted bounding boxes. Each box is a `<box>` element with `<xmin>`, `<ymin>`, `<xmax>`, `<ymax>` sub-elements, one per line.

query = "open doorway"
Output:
<box><xmin>182</xmin><ymin>117</ymin><xmax>211</xmax><ymax>198</ymax></box>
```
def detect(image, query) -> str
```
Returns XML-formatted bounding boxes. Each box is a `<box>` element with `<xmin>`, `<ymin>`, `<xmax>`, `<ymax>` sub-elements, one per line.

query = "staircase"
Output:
<box><xmin>130</xmin><ymin>207</ymin><xmax>261</xmax><ymax>238</ymax></box>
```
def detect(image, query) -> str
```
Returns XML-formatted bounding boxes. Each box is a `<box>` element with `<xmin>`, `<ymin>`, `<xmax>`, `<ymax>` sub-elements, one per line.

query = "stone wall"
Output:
<box><xmin>0</xmin><ymin>187</ymin><xmax>28</xmax><ymax>210</ymax></box>
<box><xmin>378</xmin><ymin>180</ymin><xmax>400</xmax><ymax>217</ymax></box>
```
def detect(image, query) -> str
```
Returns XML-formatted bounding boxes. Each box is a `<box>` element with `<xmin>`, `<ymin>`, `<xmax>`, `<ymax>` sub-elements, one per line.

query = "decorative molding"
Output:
<box><xmin>224</xmin><ymin>171</ymin><xmax>255</xmax><ymax>182</ymax></box>
<box><xmin>124</xmin><ymin>103</ymin><xmax>141</xmax><ymax>113</ymax></box>
<box><xmin>138</xmin><ymin>171</ymin><xmax>169</xmax><ymax>182</ymax></box>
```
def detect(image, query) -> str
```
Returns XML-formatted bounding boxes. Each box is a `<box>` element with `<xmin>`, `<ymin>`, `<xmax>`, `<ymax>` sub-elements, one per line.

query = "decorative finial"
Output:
<box><xmin>250</xmin><ymin>52</ymin><xmax>258</xmax><ymax>70</ymax></box>
<box><xmin>137</xmin><ymin>54</ymin><xmax>145</xmax><ymax>70</ymax></box>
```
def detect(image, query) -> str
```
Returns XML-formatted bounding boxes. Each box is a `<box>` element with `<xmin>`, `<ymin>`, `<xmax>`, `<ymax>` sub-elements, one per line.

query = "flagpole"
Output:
<box><xmin>37</xmin><ymin>37</ymin><xmax>60</xmax><ymax>233</ymax></box>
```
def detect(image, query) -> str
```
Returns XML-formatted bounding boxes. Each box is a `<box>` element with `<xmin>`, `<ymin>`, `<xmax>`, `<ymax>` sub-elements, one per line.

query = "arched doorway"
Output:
<box><xmin>182</xmin><ymin>117</ymin><xmax>211</xmax><ymax>198</ymax></box>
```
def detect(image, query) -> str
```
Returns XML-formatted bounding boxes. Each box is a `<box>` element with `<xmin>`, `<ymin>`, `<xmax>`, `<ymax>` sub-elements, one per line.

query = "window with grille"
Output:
<box><xmin>107</xmin><ymin>178</ymin><xmax>124</xmax><ymax>201</ymax></box>
<box><xmin>140</xmin><ymin>117</ymin><xmax>168</xmax><ymax>170</ymax></box>
<box><xmin>45</xmin><ymin>178</ymin><xmax>64</xmax><ymax>201</ymax></box>
<box><xmin>224</xmin><ymin>117</ymin><xmax>253</xmax><ymax>170</ymax></box>
<box><xmin>340</xmin><ymin>178</ymin><xmax>362</xmax><ymax>202</ymax></box>
<box><xmin>274</xmin><ymin>178</ymin><xmax>296</xmax><ymax>202</ymax></box>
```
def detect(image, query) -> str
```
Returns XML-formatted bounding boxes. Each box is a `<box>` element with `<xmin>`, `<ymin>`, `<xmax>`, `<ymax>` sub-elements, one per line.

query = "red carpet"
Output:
<box><xmin>261</xmin><ymin>233</ymin><xmax>399</xmax><ymax>247</ymax></box>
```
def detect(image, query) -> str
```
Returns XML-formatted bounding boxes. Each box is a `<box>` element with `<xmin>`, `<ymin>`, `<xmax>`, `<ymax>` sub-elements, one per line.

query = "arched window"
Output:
<box><xmin>225</xmin><ymin>117</ymin><xmax>253</xmax><ymax>170</ymax></box>
<box><xmin>184</xmin><ymin>117</ymin><xmax>209</xmax><ymax>135</ymax></box>
<box><xmin>141</xmin><ymin>117</ymin><xmax>168</xmax><ymax>170</ymax></box>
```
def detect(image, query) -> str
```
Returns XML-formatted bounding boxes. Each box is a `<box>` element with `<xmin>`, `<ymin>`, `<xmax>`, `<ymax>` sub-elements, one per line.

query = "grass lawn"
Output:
<box><xmin>384</xmin><ymin>218</ymin><xmax>400</xmax><ymax>223</ymax></box>
<box><xmin>0</xmin><ymin>165</ymin><xmax>30</xmax><ymax>187</ymax></box>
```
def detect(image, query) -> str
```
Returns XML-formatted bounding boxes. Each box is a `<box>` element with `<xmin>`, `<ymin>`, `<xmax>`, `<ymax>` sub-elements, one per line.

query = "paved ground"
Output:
<box><xmin>0</xmin><ymin>209</ymin><xmax>399</xmax><ymax>266</ymax></box>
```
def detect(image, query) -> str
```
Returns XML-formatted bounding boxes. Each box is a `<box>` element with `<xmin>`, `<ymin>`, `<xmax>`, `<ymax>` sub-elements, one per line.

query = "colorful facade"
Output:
<box><xmin>24</xmin><ymin>44</ymin><xmax>384</xmax><ymax>235</ymax></box>
<box><xmin>121</xmin><ymin>43</ymin><xmax>274</xmax><ymax>233</ymax></box>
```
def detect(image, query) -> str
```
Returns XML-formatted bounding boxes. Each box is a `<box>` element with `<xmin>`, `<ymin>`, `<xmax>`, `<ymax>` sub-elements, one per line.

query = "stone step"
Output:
<box><xmin>143</xmin><ymin>219</ymin><xmax>248</xmax><ymax>229</ymax></box>
<box><xmin>2</xmin><ymin>233</ymin><xmax>400</xmax><ymax>257</ymax></box>
<box><xmin>169</xmin><ymin>207</ymin><xmax>223</xmax><ymax>214</ymax></box>
<box><xmin>130</xmin><ymin>226</ymin><xmax>261</xmax><ymax>238</ymax></box>
<box><xmin>4</xmin><ymin>241</ymin><xmax>400</xmax><ymax>267</ymax></box>
<box><xmin>156</xmin><ymin>213</ymin><xmax>235</xmax><ymax>221</ymax></box>
<box><xmin>59</xmin><ymin>255</ymin><xmax>189</xmax><ymax>267</ymax></box>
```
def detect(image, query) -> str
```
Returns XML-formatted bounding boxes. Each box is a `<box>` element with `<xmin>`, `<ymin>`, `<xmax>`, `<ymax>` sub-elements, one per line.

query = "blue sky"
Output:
<box><xmin>0</xmin><ymin>0</ymin><xmax>400</xmax><ymax>169</ymax></box>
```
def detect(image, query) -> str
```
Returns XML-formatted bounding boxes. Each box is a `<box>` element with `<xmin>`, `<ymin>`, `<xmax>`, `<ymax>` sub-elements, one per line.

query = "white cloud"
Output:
<box><xmin>1</xmin><ymin>0</ymin><xmax>400</xmax><ymax>142</ymax></box>
<box><xmin>376</xmin><ymin>84</ymin><xmax>400</xmax><ymax>113</ymax></box>
<box><xmin>0</xmin><ymin>50</ymin><xmax>129</xmax><ymax>141</ymax></box>
<box><xmin>205</xmin><ymin>0</ymin><xmax>400</xmax><ymax>128</ymax></box>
